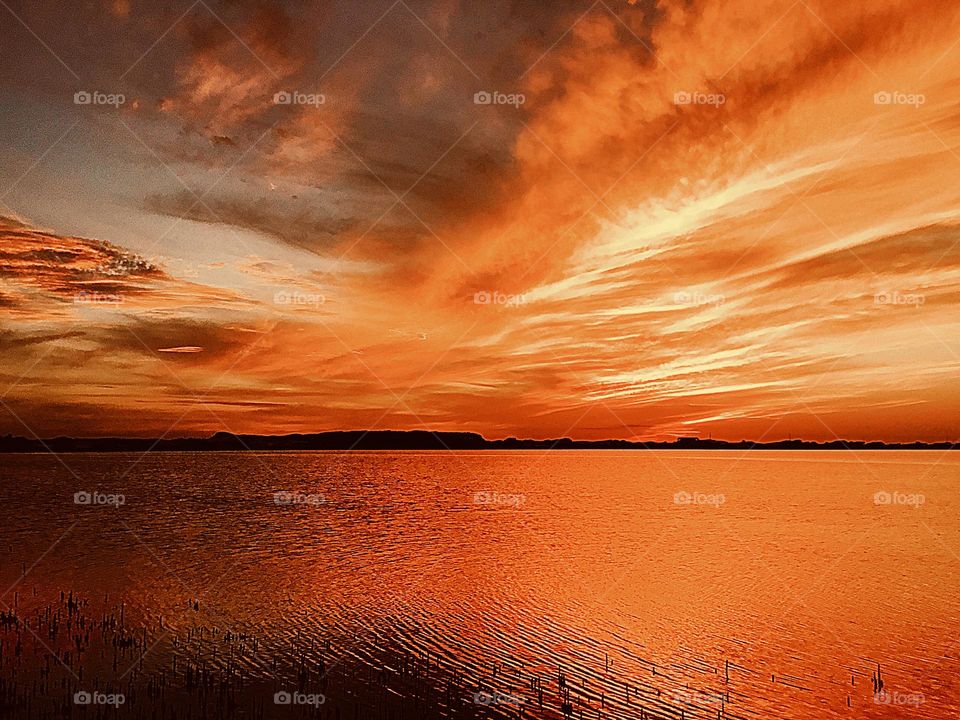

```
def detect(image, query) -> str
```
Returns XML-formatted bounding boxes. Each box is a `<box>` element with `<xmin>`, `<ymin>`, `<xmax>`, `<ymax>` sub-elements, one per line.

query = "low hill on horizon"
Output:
<box><xmin>0</xmin><ymin>430</ymin><xmax>955</xmax><ymax>453</ymax></box>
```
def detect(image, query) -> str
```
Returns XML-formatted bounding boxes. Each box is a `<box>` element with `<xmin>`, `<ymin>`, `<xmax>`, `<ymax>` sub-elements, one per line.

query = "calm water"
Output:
<box><xmin>0</xmin><ymin>451</ymin><xmax>957</xmax><ymax>718</ymax></box>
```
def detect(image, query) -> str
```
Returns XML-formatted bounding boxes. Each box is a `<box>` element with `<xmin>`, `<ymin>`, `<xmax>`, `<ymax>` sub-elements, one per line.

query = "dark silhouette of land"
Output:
<box><xmin>0</xmin><ymin>431</ymin><xmax>954</xmax><ymax>453</ymax></box>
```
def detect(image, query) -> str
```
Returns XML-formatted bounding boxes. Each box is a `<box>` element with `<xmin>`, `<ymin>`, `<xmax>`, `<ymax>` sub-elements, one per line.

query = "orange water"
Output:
<box><xmin>1</xmin><ymin>450</ymin><xmax>957</xmax><ymax>718</ymax></box>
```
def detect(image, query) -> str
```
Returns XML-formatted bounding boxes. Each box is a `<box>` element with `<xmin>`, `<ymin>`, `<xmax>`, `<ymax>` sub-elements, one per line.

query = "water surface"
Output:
<box><xmin>0</xmin><ymin>451</ymin><xmax>957</xmax><ymax>718</ymax></box>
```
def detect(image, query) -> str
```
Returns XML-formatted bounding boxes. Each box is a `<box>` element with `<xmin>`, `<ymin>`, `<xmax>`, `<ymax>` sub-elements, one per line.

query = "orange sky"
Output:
<box><xmin>1</xmin><ymin>0</ymin><xmax>959</xmax><ymax>441</ymax></box>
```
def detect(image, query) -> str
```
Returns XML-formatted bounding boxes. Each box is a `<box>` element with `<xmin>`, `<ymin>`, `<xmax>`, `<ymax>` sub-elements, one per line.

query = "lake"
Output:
<box><xmin>0</xmin><ymin>451</ymin><xmax>956</xmax><ymax>718</ymax></box>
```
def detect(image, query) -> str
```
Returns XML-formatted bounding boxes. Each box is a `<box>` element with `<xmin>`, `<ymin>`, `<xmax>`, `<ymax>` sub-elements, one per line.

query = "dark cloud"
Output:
<box><xmin>96</xmin><ymin>317</ymin><xmax>255</xmax><ymax>361</ymax></box>
<box><xmin>0</xmin><ymin>215</ymin><xmax>166</xmax><ymax>300</ymax></box>
<box><xmin>144</xmin><ymin>190</ymin><xmax>361</xmax><ymax>252</ymax></box>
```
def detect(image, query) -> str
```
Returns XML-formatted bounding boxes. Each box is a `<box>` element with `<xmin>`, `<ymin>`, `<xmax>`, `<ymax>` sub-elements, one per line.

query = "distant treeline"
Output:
<box><xmin>0</xmin><ymin>431</ymin><xmax>955</xmax><ymax>453</ymax></box>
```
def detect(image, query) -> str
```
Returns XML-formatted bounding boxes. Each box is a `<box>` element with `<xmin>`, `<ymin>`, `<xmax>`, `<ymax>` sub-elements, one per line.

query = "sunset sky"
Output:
<box><xmin>1</xmin><ymin>0</ymin><xmax>959</xmax><ymax>441</ymax></box>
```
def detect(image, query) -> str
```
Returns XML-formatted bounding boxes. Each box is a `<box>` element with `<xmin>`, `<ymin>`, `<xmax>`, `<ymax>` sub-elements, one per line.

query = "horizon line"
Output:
<box><xmin>1</xmin><ymin>429</ymin><xmax>957</xmax><ymax>452</ymax></box>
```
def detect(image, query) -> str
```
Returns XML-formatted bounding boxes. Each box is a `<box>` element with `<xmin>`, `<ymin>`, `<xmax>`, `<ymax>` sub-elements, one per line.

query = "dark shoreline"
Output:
<box><xmin>1</xmin><ymin>430</ymin><xmax>955</xmax><ymax>453</ymax></box>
